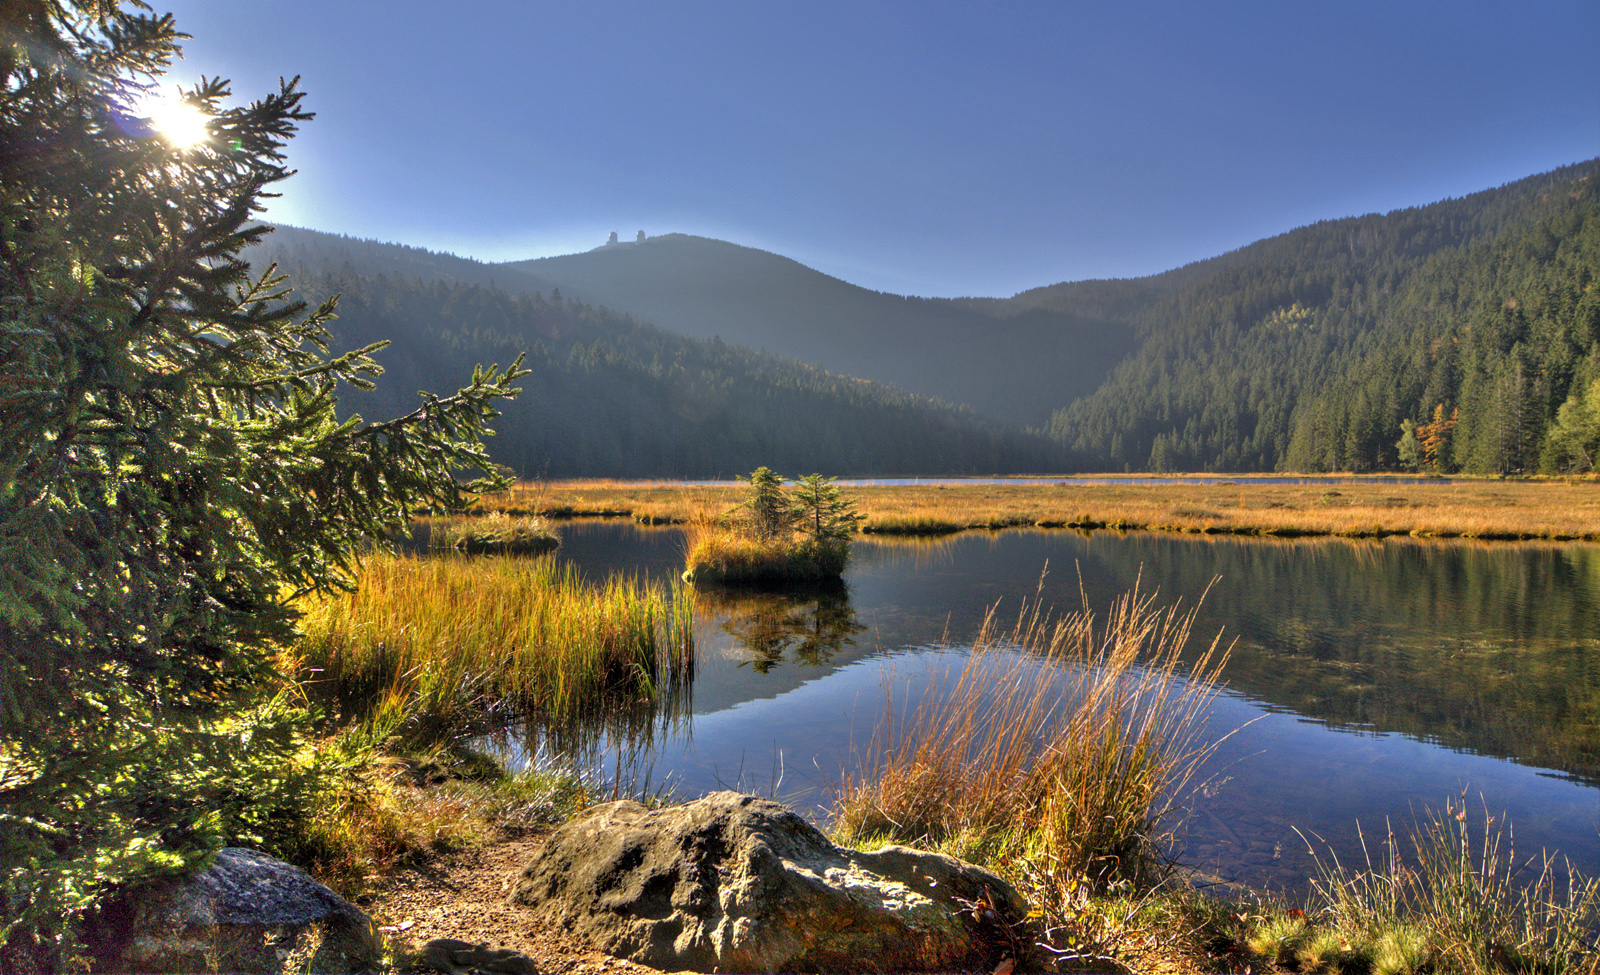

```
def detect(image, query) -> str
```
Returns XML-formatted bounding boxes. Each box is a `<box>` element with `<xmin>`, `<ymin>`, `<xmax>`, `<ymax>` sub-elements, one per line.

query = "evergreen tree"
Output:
<box><xmin>1396</xmin><ymin>418</ymin><xmax>1421</xmax><ymax>470</ymax></box>
<box><xmin>790</xmin><ymin>473</ymin><xmax>862</xmax><ymax>543</ymax></box>
<box><xmin>0</xmin><ymin>2</ymin><xmax>524</xmax><ymax>961</ymax></box>
<box><xmin>739</xmin><ymin>466</ymin><xmax>792</xmax><ymax>541</ymax></box>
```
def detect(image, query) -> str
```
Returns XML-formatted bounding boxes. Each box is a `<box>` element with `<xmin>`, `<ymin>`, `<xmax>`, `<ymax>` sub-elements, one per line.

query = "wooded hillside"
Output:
<box><xmin>249</xmin><ymin>237</ymin><xmax>1063</xmax><ymax>477</ymax></box>
<box><xmin>1041</xmin><ymin>161</ymin><xmax>1598</xmax><ymax>473</ymax></box>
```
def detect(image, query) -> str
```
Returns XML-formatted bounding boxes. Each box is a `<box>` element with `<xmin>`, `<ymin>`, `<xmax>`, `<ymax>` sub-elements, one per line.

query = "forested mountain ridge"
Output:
<box><xmin>1042</xmin><ymin>161</ymin><xmax>1599</xmax><ymax>473</ymax></box>
<box><xmin>497</xmin><ymin>234</ymin><xmax>1134</xmax><ymax>425</ymax></box>
<box><xmin>246</xmin><ymin>235</ymin><xmax>1064</xmax><ymax>477</ymax></box>
<box><xmin>251</xmin><ymin>160</ymin><xmax>1598</xmax><ymax>476</ymax></box>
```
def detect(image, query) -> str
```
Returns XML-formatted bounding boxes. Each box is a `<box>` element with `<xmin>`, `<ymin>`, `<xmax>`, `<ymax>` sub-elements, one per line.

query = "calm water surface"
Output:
<box><xmin>541</xmin><ymin>521</ymin><xmax>1599</xmax><ymax>895</ymax></box>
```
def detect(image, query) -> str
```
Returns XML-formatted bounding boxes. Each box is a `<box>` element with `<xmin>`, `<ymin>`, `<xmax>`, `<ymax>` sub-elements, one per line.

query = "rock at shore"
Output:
<box><xmin>508</xmin><ymin>791</ymin><xmax>1029</xmax><ymax>973</ymax></box>
<box><xmin>119</xmin><ymin>847</ymin><xmax>382</xmax><ymax>974</ymax></box>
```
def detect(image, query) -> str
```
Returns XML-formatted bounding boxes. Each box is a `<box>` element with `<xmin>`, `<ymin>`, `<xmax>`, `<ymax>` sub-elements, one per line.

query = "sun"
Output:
<box><xmin>140</xmin><ymin>87</ymin><xmax>210</xmax><ymax>149</ymax></box>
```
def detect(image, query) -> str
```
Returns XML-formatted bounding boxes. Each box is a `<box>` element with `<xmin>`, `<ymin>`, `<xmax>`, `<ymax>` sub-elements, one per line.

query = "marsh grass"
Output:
<box><xmin>832</xmin><ymin>583</ymin><xmax>1232</xmax><ymax>898</ymax></box>
<box><xmin>490</xmin><ymin>478</ymin><xmax>1599</xmax><ymax>541</ymax></box>
<box><xmin>427</xmin><ymin>511</ymin><xmax>559</xmax><ymax>555</ymax></box>
<box><xmin>281</xmin><ymin>552</ymin><xmax>693</xmax><ymax>894</ymax></box>
<box><xmin>1298</xmin><ymin>794</ymin><xmax>1600</xmax><ymax>974</ymax></box>
<box><xmin>681</xmin><ymin>518</ymin><xmax>849</xmax><ymax>585</ymax></box>
<box><xmin>295</xmin><ymin>552</ymin><xmax>694</xmax><ymax>741</ymax></box>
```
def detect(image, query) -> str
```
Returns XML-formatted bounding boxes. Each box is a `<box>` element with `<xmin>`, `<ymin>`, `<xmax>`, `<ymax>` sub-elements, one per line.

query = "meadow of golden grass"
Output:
<box><xmin>474</xmin><ymin>476</ymin><xmax>1598</xmax><ymax>541</ymax></box>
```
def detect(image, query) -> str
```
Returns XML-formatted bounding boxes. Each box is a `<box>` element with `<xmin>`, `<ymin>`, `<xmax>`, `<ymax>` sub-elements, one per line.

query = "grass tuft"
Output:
<box><xmin>1245</xmin><ymin>913</ymin><xmax>1309</xmax><ymax>966</ymax></box>
<box><xmin>832</xmin><ymin>582</ymin><xmax>1232</xmax><ymax>899</ymax></box>
<box><xmin>1303</xmin><ymin>793</ymin><xmax>1600</xmax><ymax>974</ymax></box>
<box><xmin>427</xmin><ymin>511</ymin><xmax>560</xmax><ymax>555</ymax></box>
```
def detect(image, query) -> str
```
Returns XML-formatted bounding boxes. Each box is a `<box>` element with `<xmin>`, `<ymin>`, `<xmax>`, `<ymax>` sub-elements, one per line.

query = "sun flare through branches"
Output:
<box><xmin>138</xmin><ymin>86</ymin><xmax>210</xmax><ymax>148</ymax></box>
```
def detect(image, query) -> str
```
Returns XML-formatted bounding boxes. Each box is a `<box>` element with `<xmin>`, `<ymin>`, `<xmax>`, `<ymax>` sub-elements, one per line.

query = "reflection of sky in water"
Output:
<box><xmin>545</xmin><ymin>522</ymin><xmax>1600</xmax><ymax>895</ymax></box>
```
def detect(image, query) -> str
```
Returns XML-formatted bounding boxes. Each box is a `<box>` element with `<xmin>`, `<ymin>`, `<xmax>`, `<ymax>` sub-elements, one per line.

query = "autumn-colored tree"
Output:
<box><xmin>1416</xmin><ymin>403</ymin><xmax>1459</xmax><ymax>471</ymax></box>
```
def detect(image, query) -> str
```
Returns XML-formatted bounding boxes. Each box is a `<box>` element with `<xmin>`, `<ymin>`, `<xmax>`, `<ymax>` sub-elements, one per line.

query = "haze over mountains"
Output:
<box><xmin>251</xmin><ymin>159</ymin><xmax>1599</xmax><ymax>477</ymax></box>
<box><xmin>500</xmin><ymin>237</ymin><xmax>1134</xmax><ymax>426</ymax></box>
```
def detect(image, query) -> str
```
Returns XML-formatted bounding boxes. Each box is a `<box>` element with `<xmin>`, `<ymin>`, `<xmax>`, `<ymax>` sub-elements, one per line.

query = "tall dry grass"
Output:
<box><xmin>294</xmin><ymin>553</ymin><xmax>694</xmax><ymax>745</ymax></box>
<box><xmin>832</xmin><ymin>583</ymin><xmax>1232</xmax><ymax>893</ymax></box>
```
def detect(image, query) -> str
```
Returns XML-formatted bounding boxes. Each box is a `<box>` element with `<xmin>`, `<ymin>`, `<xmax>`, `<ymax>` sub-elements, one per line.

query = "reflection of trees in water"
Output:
<box><xmin>697</xmin><ymin>584</ymin><xmax>866</xmax><ymax>673</ymax></box>
<box><xmin>1079</xmin><ymin>532</ymin><xmax>1600</xmax><ymax>784</ymax></box>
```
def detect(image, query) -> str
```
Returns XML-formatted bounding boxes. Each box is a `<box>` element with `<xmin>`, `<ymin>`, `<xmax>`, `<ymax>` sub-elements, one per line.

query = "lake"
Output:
<box><xmin>532</xmin><ymin>520</ymin><xmax>1600</xmax><ymax>896</ymax></box>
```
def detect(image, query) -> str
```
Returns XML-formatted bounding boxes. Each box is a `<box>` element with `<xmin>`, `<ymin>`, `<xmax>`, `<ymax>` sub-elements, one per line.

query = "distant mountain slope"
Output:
<box><xmin>1041</xmin><ymin>161</ymin><xmax>1599</xmax><ymax>472</ymax></box>
<box><xmin>498</xmin><ymin>235</ymin><xmax>1133</xmax><ymax>425</ymax></box>
<box><xmin>246</xmin><ymin>234</ymin><xmax>1063</xmax><ymax>477</ymax></box>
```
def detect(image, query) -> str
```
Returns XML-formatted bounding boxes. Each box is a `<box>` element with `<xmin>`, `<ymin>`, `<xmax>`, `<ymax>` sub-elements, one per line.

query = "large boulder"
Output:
<box><xmin>509</xmin><ymin>792</ymin><xmax>1030</xmax><ymax>973</ymax></box>
<box><xmin>119</xmin><ymin>847</ymin><xmax>381</xmax><ymax>974</ymax></box>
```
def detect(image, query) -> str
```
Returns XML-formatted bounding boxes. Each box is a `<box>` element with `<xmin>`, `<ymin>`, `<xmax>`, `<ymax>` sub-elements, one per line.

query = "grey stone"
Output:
<box><xmin>509</xmin><ymin>791</ymin><xmax>1030</xmax><ymax>973</ymax></box>
<box><xmin>120</xmin><ymin>847</ymin><xmax>381</xmax><ymax>974</ymax></box>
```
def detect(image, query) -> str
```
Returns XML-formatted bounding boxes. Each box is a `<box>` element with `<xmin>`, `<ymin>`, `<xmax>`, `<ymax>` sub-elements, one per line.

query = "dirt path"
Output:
<box><xmin>365</xmin><ymin>830</ymin><xmax>669</xmax><ymax>975</ymax></box>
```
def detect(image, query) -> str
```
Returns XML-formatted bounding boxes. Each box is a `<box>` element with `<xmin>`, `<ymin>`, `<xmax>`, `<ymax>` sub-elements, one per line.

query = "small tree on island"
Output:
<box><xmin>791</xmin><ymin>473</ymin><xmax>862</xmax><ymax>543</ymax></box>
<box><xmin>687</xmin><ymin>469</ymin><xmax>860</xmax><ymax>585</ymax></box>
<box><xmin>740</xmin><ymin>466</ymin><xmax>794</xmax><ymax>541</ymax></box>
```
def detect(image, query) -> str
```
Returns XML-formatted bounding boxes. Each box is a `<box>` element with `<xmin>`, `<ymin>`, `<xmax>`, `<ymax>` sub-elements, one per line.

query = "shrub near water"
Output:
<box><xmin>297</xmin><ymin>553</ymin><xmax>694</xmax><ymax>735</ymax></box>
<box><xmin>833</xmin><ymin>585</ymin><xmax>1231</xmax><ymax>896</ymax></box>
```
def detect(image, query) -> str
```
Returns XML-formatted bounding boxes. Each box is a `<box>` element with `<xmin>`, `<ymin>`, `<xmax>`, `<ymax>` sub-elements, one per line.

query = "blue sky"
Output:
<box><xmin>159</xmin><ymin>1</ymin><xmax>1597</xmax><ymax>298</ymax></box>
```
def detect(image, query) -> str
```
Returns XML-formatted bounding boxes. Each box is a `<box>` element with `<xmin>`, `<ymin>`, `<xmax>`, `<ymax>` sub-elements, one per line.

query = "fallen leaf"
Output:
<box><xmin>992</xmin><ymin>959</ymin><xmax>1015</xmax><ymax>975</ymax></box>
